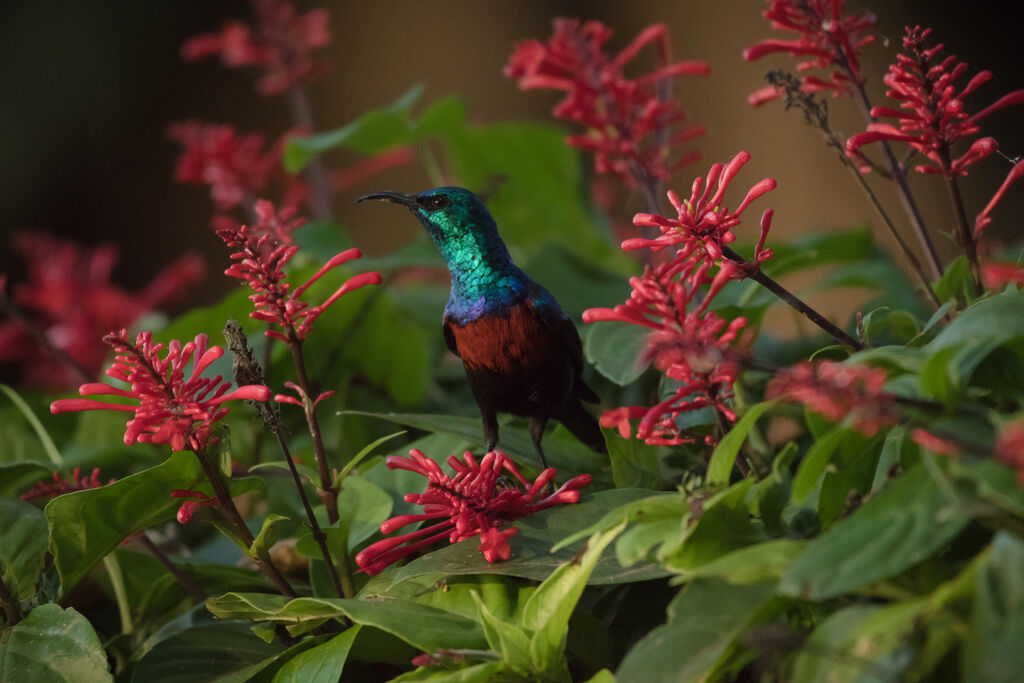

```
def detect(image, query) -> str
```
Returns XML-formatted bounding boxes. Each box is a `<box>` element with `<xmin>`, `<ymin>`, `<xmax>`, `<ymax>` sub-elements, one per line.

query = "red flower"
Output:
<box><xmin>21</xmin><ymin>467</ymin><xmax>112</xmax><ymax>501</ymax></box>
<box><xmin>168</xmin><ymin>122</ymin><xmax>279</xmax><ymax>210</ymax></box>
<box><xmin>504</xmin><ymin>19</ymin><xmax>709</xmax><ymax>186</ymax></box>
<box><xmin>51</xmin><ymin>330</ymin><xmax>271</xmax><ymax>452</ymax></box>
<box><xmin>846</xmin><ymin>26</ymin><xmax>1024</xmax><ymax>176</ymax></box>
<box><xmin>910</xmin><ymin>428</ymin><xmax>959</xmax><ymax>457</ymax></box>
<box><xmin>217</xmin><ymin>201</ymin><xmax>382</xmax><ymax>341</ymax></box>
<box><xmin>743</xmin><ymin>0</ymin><xmax>877</xmax><ymax>106</ymax></box>
<box><xmin>981</xmin><ymin>260</ymin><xmax>1024</xmax><ymax>290</ymax></box>
<box><xmin>995</xmin><ymin>419</ymin><xmax>1024</xmax><ymax>487</ymax></box>
<box><xmin>170</xmin><ymin>489</ymin><xmax>217</xmax><ymax>524</ymax></box>
<box><xmin>767</xmin><ymin>360</ymin><xmax>898</xmax><ymax>436</ymax></box>
<box><xmin>355</xmin><ymin>449</ymin><xmax>591</xmax><ymax>575</ymax></box>
<box><xmin>0</xmin><ymin>233</ymin><xmax>203</xmax><ymax>389</ymax></box>
<box><xmin>975</xmin><ymin>160</ymin><xmax>1024</xmax><ymax>234</ymax></box>
<box><xmin>625</xmin><ymin>151</ymin><xmax>776</xmax><ymax>267</ymax></box>
<box><xmin>585</xmin><ymin>255</ymin><xmax>746</xmax><ymax>444</ymax></box>
<box><xmin>182</xmin><ymin>0</ymin><xmax>331</xmax><ymax>96</ymax></box>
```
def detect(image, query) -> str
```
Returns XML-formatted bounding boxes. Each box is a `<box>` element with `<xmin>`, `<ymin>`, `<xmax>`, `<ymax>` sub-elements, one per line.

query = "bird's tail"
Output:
<box><xmin>556</xmin><ymin>400</ymin><xmax>607</xmax><ymax>454</ymax></box>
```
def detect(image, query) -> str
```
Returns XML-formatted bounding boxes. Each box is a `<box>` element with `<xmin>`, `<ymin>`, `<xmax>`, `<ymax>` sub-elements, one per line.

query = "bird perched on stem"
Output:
<box><xmin>358</xmin><ymin>187</ymin><xmax>606</xmax><ymax>469</ymax></box>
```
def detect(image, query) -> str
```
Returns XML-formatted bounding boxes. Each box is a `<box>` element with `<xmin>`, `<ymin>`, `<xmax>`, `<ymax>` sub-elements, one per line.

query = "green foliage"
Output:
<box><xmin>0</xmin><ymin>604</ymin><xmax>112</xmax><ymax>682</ymax></box>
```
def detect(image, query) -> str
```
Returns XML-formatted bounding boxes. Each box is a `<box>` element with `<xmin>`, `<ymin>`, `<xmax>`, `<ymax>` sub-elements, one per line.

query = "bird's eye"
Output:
<box><xmin>418</xmin><ymin>195</ymin><xmax>449</xmax><ymax>211</ymax></box>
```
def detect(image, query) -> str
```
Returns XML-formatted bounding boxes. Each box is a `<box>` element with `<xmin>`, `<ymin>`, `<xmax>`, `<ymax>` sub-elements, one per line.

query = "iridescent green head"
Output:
<box><xmin>357</xmin><ymin>186</ymin><xmax>514</xmax><ymax>275</ymax></box>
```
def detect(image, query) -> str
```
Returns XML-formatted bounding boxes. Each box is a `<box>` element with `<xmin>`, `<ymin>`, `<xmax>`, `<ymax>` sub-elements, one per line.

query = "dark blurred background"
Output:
<box><xmin>1</xmin><ymin>0</ymin><xmax>1021</xmax><ymax>307</ymax></box>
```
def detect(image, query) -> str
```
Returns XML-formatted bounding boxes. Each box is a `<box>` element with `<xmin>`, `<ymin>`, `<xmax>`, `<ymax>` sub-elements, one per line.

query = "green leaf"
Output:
<box><xmin>346</xmin><ymin>411</ymin><xmax>607</xmax><ymax>481</ymax></box>
<box><xmin>250</xmin><ymin>514</ymin><xmax>290</xmax><ymax>559</ymax></box>
<box><xmin>523</xmin><ymin>523</ymin><xmax>625</xmax><ymax>674</ymax></box>
<box><xmin>616</xmin><ymin>579</ymin><xmax>777</xmax><ymax>683</ymax></box>
<box><xmin>927</xmin><ymin>288</ymin><xmax>1024</xmax><ymax>353</ymax></box>
<box><xmin>934</xmin><ymin>254</ymin><xmax>975</xmax><ymax>305</ymax></box>
<box><xmin>337</xmin><ymin>476</ymin><xmax>393</xmax><ymax>551</ymax></box>
<box><xmin>0</xmin><ymin>499</ymin><xmax>47</xmax><ymax>602</ymax></box>
<box><xmin>673</xmin><ymin>538</ymin><xmax>806</xmax><ymax>585</ymax></box>
<box><xmin>962</xmin><ymin>532</ymin><xmax>1024</xmax><ymax>682</ymax></box>
<box><xmin>336</xmin><ymin>430</ymin><xmax>407</xmax><ymax>483</ymax></box>
<box><xmin>0</xmin><ymin>604</ymin><xmax>112</xmax><ymax>682</ymax></box>
<box><xmin>283</xmin><ymin>85</ymin><xmax>424</xmax><ymax>172</ymax></box>
<box><xmin>0</xmin><ymin>462</ymin><xmax>52</xmax><ymax>498</ymax></box>
<box><xmin>46</xmin><ymin>451</ymin><xmax>263</xmax><ymax>593</ymax></box>
<box><xmin>0</xmin><ymin>385</ymin><xmax>63</xmax><ymax>467</ymax></box>
<box><xmin>780</xmin><ymin>462</ymin><xmax>971</xmax><ymax>600</ymax></box>
<box><xmin>391</xmin><ymin>661</ymin><xmax>509</xmax><ymax>682</ymax></box>
<box><xmin>605</xmin><ymin>428</ymin><xmax>662</xmax><ymax>490</ymax></box>
<box><xmin>272</xmin><ymin>626</ymin><xmax>361</xmax><ymax>683</ymax></box>
<box><xmin>790</xmin><ymin>426</ymin><xmax>849</xmax><ymax>502</ymax></box>
<box><xmin>470</xmin><ymin>591</ymin><xmax>532</xmax><ymax>674</ymax></box>
<box><xmin>392</xmin><ymin>489</ymin><xmax>670</xmax><ymax>586</ymax></box>
<box><xmin>663</xmin><ymin>479</ymin><xmax>766</xmax><ymax>572</ymax></box>
<box><xmin>583</xmin><ymin>322</ymin><xmax>650</xmax><ymax>386</ymax></box>
<box><xmin>205</xmin><ymin>594</ymin><xmax>487</xmax><ymax>653</ymax></box>
<box><xmin>130</xmin><ymin>620</ymin><xmax>287</xmax><ymax>683</ymax></box>
<box><xmin>707</xmin><ymin>399</ymin><xmax>779</xmax><ymax>487</ymax></box>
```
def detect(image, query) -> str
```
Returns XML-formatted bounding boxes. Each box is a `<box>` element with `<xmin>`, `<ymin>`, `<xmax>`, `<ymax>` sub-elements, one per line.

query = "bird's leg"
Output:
<box><xmin>482</xmin><ymin>409</ymin><xmax>499</xmax><ymax>453</ymax></box>
<box><xmin>529</xmin><ymin>417</ymin><xmax>550</xmax><ymax>471</ymax></box>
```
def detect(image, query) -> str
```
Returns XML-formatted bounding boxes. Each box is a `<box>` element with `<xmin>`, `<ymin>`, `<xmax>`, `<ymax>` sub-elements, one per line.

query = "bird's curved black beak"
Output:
<box><xmin>356</xmin><ymin>191</ymin><xmax>418</xmax><ymax>209</ymax></box>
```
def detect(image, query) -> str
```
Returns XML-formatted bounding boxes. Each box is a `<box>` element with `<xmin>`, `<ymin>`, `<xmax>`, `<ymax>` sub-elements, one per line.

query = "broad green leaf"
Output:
<box><xmin>604</xmin><ymin>428</ymin><xmax>662</xmax><ymax>490</ymax></box>
<box><xmin>272</xmin><ymin>625</ymin><xmax>361</xmax><ymax>683</ymax></box>
<box><xmin>346</xmin><ymin>411</ymin><xmax>607</xmax><ymax>482</ymax></box>
<box><xmin>707</xmin><ymin>399</ymin><xmax>778</xmax><ymax>487</ymax></box>
<box><xmin>582</xmin><ymin>671</ymin><xmax>615</xmax><ymax>683</ymax></box>
<box><xmin>920</xmin><ymin>345</ymin><xmax>958</xmax><ymax>404</ymax></box>
<box><xmin>470</xmin><ymin>591</ymin><xmax>532</xmax><ymax>674</ymax></box>
<box><xmin>337</xmin><ymin>476</ymin><xmax>393</xmax><ymax>551</ymax></box>
<box><xmin>780</xmin><ymin>463</ymin><xmax>970</xmax><ymax>600</ymax></box>
<box><xmin>130</xmin><ymin>620</ymin><xmax>286</xmax><ymax>683</ymax></box>
<box><xmin>206</xmin><ymin>594</ymin><xmax>487</xmax><ymax>653</ymax></box>
<box><xmin>250</xmin><ymin>514</ymin><xmax>290</xmax><ymax>558</ymax></box>
<box><xmin>933</xmin><ymin>254</ymin><xmax>974</xmax><ymax>305</ymax></box>
<box><xmin>616</xmin><ymin>579</ymin><xmax>777</xmax><ymax>683</ymax></box>
<box><xmin>0</xmin><ymin>604</ymin><xmax>112</xmax><ymax>682</ymax></box>
<box><xmin>392</xmin><ymin>489</ymin><xmax>670</xmax><ymax>586</ymax></box>
<box><xmin>524</xmin><ymin>523</ymin><xmax>625</xmax><ymax>674</ymax></box>
<box><xmin>673</xmin><ymin>538</ymin><xmax>806</xmax><ymax>585</ymax></box>
<box><xmin>962</xmin><ymin>532</ymin><xmax>1024</xmax><ymax>682</ymax></box>
<box><xmin>861</xmin><ymin>307</ymin><xmax>921</xmax><ymax>346</ymax></box>
<box><xmin>789</xmin><ymin>606</ymin><xmax>889</xmax><ymax>682</ymax></box>
<box><xmin>0</xmin><ymin>498</ymin><xmax>47</xmax><ymax>601</ymax></box>
<box><xmin>283</xmin><ymin>85</ymin><xmax>424</xmax><ymax>171</ymax></box>
<box><xmin>553</xmin><ymin>492</ymin><xmax>683</xmax><ymax>551</ymax></box>
<box><xmin>391</xmin><ymin>661</ymin><xmax>508</xmax><ymax>682</ymax></box>
<box><xmin>950</xmin><ymin>458</ymin><xmax>1024</xmax><ymax>518</ymax></box>
<box><xmin>46</xmin><ymin>451</ymin><xmax>263</xmax><ymax>593</ymax></box>
<box><xmin>927</xmin><ymin>288</ymin><xmax>1024</xmax><ymax>353</ymax></box>
<box><xmin>0</xmin><ymin>462</ymin><xmax>51</xmax><ymax>498</ymax></box>
<box><xmin>663</xmin><ymin>479</ymin><xmax>766</xmax><ymax>572</ymax></box>
<box><xmin>583</xmin><ymin>322</ymin><xmax>650</xmax><ymax>386</ymax></box>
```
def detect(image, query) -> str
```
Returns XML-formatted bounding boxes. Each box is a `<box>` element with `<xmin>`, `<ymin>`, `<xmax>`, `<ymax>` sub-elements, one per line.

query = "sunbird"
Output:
<box><xmin>358</xmin><ymin>187</ymin><xmax>606</xmax><ymax>469</ymax></box>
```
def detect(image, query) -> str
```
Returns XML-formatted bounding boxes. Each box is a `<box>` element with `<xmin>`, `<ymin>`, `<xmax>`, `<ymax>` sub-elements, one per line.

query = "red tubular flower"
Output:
<box><xmin>168</xmin><ymin>122</ymin><xmax>279</xmax><ymax>210</ymax></box>
<box><xmin>182</xmin><ymin>0</ymin><xmax>330</xmax><ymax>96</ymax></box>
<box><xmin>767</xmin><ymin>360</ymin><xmax>898</xmax><ymax>436</ymax></box>
<box><xmin>975</xmin><ymin>160</ymin><xmax>1024</xmax><ymax>234</ymax></box>
<box><xmin>170</xmin><ymin>489</ymin><xmax>217</xmax><ymax>523</ymax></box>
<box><xmin>217</xmin><ymin>201</ymin><xmax>382</xmax><ymax>341</ymax></box>
<box><xmin>0</xmin><ymin>233</ymin><xmax>203</xmax><ymax>389</ymax></box>
<box><xmin>21</xmin><ymin>467</ymin><xmax>112</xmax><ymax>501</ymax></box>
<box><xmin>625</xmin><ymin>151</ymin><xmax>776</xmax><ymax>266</ymax></box>
<box><xmin>995</xmin><ymin>419</ymin><xmax>1024</xmax><ymax>487</ymax></box>
<box><xmin>355</xmin><ymin>449</ymin><xmax>591</xmax><ymax>575</ymax></box>
<box><xmin>846</xmin><ymin>26</ymin><xmax>1024</xmax><ymax>176</ymax></box>
<box><xmin>51</xmin><ymin>330</ymin><xmax>271</xmax><ymax>451</ymax></box>
<box><xmin>585</xmin><ymin>255</ymin><xmax>747</xmax><ymax>444</ymax></box>
<box><xmin>911</xmin><ymin>428</ymin><xmax>959</xmax><ymax>457</ymax></box>
<box><xmin>981</xmin><ymin>261</ymin><xmax>1024</xmax><ymax>289</ymax></box>
<box><xmin>744</xmin><ymin>0</ymin><xmax>877</xmax><ymax>106</ymax></box>
<box><xmin>504</xmin><ymin>19</ymin><xmax>709</xmax><ymax>186</ymax></box>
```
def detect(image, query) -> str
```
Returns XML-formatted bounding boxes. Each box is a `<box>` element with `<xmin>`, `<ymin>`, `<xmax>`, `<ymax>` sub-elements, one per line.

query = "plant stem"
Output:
<box><xmin>721</xmin><ymin>246</ymin><xmax>863</xmax><ymax>350</ymax></box>
<box><xmin>136</xmin><ymin>532</ymin><xmax>207</xmax><ymax>603</ymax></box>
<box><xmin>0</xmin><ymin>573</ymin><xmax>22</xmax><ymax>625</ymax></box>
<box><xmin>286</xmin><ymin>335</ymin><xmax>340</xmax><ymax>524</ymax></box>
<box><xmin>271</xmin><ymin>427</ymin><xmax>352</xmax><ymax>598</ymax></box>
<box><xmin>936</xmin><ymin>146</ymin><xmax>984</xmax><ymax>296</ymax></box>
<box><xmin>192</xmin><ymin>445</ymin><xmax>297</xmax><ymax>598</ymax></box>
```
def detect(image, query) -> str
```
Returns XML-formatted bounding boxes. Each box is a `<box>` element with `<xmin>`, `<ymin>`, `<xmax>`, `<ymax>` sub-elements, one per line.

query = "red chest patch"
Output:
<box><xmin>449</xmin><ymin>306</ymin><xmax>551</xmax><ymax>374</ymax></box>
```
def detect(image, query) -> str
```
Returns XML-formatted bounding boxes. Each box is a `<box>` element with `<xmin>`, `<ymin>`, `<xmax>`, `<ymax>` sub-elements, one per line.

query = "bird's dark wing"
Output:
<box><xmin>532</xmin><ymin>302</ymin><xmax>600</xmax><ymax>404</ymax></box>
<box><xmin>442</xmin><ymin>318</ymin><xmax>461</xmax><ymax>357</ymax></box>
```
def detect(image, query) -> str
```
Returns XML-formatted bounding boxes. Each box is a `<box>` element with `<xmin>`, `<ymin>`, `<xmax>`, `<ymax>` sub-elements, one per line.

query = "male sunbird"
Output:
<box><xmin>358</xmin><ymin>187</ymin><xmax>606</xmax><ymax>469</ymax></box>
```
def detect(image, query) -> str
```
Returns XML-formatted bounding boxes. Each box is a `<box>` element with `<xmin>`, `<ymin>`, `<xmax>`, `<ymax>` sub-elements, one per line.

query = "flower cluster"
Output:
<box><xmin>51</xmin><ymin>331</ymin><xmax>270</xmax><ymax>451</ymax></box>
<box><xmin>743</xmin><ymin>0</ymin><xmax>877</xmax><ymax>106</ymax></box>
<box><xmin>182</xmin><ymin>0</ymin><xmax>330</xmax><ymax>96</ymax></box>
<box><xmin>585</xmin><ymin>256</ymin><xmax>747</xmax><ymax>444</ymax></box>
<box><xmin>21</xmin><ymin>467</ymin><xmax>112</xmax><ymax>501</ymax></box>
<box><xmin>504</xmin><ymin>19</ymin><xmax>709</xmax><ymax>186</ymax></box>
<box><xmin>626</xmin><ymin>151</ymin><xmax>776</xmax><ymax>266</ymax></box>
<box><xmin>217</xmin><ymin>201</ymin><xmax>382</xmax><ymax>341</ymax></box>
<box><xmin>355</xmin><ymin>450</ymin><xmax>591</xmax><ymax>575</ymax></box>
<box><xmin>846</xmin><ymin>26</ymin><xmax>1024</xmax><ymax>177</ymax></box>
<box><xmin>767</xmin><ymin>360</ymin><xmax>898</xmax><ymax>436</ymax></box>
<box><xmin>0</xmin><ymin>232</ymin><xmax>203</xmax><ymax>389</ymax></box>
<box><xmin>167</xmin><ymin>122</ymin><xmax>281</xmax><ymax>211</ymax></box>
